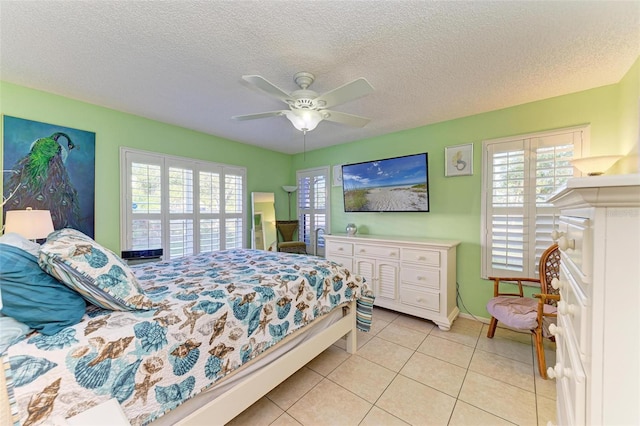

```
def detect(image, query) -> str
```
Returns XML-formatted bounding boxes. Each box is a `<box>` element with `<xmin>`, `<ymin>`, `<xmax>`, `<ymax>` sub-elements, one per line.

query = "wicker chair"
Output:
<box><xmin>275</xmin><ymin>220</ymin><xmax>307</xmax><ymax>254</ymax></box>
<box><xmin>486</xmin><ymin>243</ymin><xmax>561</xmax><ymax>379</ymax></box>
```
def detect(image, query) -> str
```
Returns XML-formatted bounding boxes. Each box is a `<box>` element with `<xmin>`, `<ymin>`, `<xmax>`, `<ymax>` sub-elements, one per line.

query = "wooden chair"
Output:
<box><xmin>275</xmin><ymin>220</ymin><xmax>307</xmax><ymax>254</ymax></box>
<box><xmin>486</xmin><ymin>243</ymin><xmax>561</xmax><ymax>379</ymax></box>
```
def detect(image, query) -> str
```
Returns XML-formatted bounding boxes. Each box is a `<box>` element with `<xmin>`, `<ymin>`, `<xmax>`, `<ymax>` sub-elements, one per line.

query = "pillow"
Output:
<box><xmin>0</xmin><ymin>244</ymin><xmax>86</xmax><ymax>335</ymax></box>
<box><xmin>38</xmin><ymin>228</ymin><xmax>153</xmax><ymax>311</ymax></box>
<box><xmin>0</xmin><ymin>232</ymin><xmax>41</xmax><ymax>257</ymax></box>
<box><xmin>0</xmin><ymin>314</ymin><xmax>32</xmax><ymax>353</ymax></box>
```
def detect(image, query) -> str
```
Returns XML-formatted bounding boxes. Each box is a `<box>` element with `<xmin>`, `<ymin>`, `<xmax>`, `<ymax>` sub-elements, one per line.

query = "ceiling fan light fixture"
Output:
<box><xmin>284</xmin><ymin>109</ymin><xmax>323</xmax><ymax>132</ymax></box>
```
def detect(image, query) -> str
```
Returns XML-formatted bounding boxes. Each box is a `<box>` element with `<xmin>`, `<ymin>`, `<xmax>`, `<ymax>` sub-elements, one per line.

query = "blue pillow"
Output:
<box><xmin>0</xmin><ymin>244</ymin><xmax>86</xmax><ymax>335</ymax></box>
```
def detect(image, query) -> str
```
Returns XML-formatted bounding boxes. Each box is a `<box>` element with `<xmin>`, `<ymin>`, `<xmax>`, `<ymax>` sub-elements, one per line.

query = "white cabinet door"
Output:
<box><xmin>377</xmin><ymin>260</ymin><xmax>399</xmax><ymax>300</ymax></box>
<box><xmin>355</xmin><ymin>257</ymin><xmax>398</xmax><ymax>301</ymax></box>
<box><xmin>355</xmin><ymin>257</ymin><xmax>375</xmax><ymax>293</ymax></box>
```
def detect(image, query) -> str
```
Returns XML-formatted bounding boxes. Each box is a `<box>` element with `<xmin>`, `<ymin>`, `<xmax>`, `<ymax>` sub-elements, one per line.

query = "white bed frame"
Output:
<box><xmin>51</xmin><ymin>301</ymin><xmax>358</xmax><ymax>426</ymax></box>
<box><xmin>177</xmin><ymin>301</ymin><xmax>358</xmax><ymax>425</ymax></box>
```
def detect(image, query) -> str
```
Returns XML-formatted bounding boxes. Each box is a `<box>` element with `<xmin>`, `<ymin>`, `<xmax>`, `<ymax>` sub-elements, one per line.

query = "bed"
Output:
<box><xmin>0</xmin><ymin>229</ymin><xmax>374</xmax><ymax>426</ymax></box>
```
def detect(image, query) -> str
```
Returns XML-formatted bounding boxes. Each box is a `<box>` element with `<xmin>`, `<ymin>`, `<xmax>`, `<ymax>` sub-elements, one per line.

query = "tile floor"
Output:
<box><xmin>227</xmin><ymin>308</ymin><xmax>557</xmax><ymax>426</ymax></box>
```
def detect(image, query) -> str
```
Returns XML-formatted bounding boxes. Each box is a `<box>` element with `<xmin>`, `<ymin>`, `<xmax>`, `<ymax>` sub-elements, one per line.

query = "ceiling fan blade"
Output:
<box><xmin>242</xmin><ymin>75</ymin><xmax>292</xmax><ymax>103</ymax></box>
<box><xmin>232</xmin><ymin>111</ymin><xmax>285</xmax><ymax>121</ymax></box>
<box><xmin>321</xmin><ymin>110</ymin><xmax>371</xmax><ymax>127</ymax></box>
<box><xmin>314</xmin><ymin>78</ymin><xmax>374</xmax><ymax>109</ymax></box>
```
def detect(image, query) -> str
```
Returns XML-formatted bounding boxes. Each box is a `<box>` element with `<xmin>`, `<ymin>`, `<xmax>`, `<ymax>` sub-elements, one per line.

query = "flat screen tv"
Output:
<box><xmin>342</xmin><ymin>153</ymin><xmax>429</xmax><ymax>212</ymax></box>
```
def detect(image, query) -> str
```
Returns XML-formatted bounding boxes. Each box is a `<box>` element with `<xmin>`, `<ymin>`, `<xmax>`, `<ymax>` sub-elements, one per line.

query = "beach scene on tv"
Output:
<box><xmin>342</xmin><ymin>154</ymin><xmax>429</xmax><ymax>212</ymax></box>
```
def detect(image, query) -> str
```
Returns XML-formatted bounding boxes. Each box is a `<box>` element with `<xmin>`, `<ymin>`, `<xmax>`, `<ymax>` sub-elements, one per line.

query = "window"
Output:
<box><xmin>121</xmin><ymin>148</ymin><xmax>246</xmax><ymax>259</ymax></box>
<box><xmin>481</xmin><ymin>126</ymin><xmax>587</xmax><ymax>279</ymax></box>
<box><xmin>297</xmin><ymin>167</ymin><xmax>329</xmax><ymax>256</ymax></box>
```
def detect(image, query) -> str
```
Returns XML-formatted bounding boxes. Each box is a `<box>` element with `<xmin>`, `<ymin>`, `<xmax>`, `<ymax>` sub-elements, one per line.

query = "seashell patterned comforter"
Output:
<box><xmin>3</xmin><ymin>249</ymin><xmax>373</xmax><ymax>425</ymax></box>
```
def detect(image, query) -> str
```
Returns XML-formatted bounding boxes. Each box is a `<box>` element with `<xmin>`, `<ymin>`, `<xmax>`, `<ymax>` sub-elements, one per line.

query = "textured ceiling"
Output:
<box><xmin>1</xmin><ymin>1</ymin><xmax>638</xmax><ymax>154</ymax></box>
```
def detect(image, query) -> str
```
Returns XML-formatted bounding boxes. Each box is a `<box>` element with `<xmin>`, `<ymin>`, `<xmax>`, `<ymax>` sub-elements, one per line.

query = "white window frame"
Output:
<box><xmin>296</xmin><ymin>166</ymin><xmax>330</xmax><ymax>256</ymax></box>
<box><xmin>120</xmin><ymin>147</ymin><xmax>246</xmax><ymax>259</ymax></box>
<box><xmin>481</xmin><ymin>125</ymin><xmax>589</xmax><ymax>279</ymax></box>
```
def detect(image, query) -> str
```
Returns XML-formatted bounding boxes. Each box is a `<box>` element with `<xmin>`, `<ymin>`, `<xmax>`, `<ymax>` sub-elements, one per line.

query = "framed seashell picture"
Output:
<box><xmin>445</xmin><ymin>143</ymin><xmax>473</xmax><ymax>177</ymax></box>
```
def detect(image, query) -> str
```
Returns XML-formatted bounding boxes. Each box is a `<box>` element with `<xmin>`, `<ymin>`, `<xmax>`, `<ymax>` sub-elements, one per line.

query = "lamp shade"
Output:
<box><xmin>284</xmin><ymin>109</ymin><xmax>323</xmax><ymax>132</ymax></box>
<box><xmin>4</xmin><ymin>208</ymin><xmax>54</xmax><ymax>240</ymax></box>
<box><xmin>570</xmin><ymin>155</ymin><xmax>622</xmax><ymax>176</ymax></box>
<box><xmin>282</xmin><ymin>186</ymin><xmax>298</xmax><ymax>193</ymax></box>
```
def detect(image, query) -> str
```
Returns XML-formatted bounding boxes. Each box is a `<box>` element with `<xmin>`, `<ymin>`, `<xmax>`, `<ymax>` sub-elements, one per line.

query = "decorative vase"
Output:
<box><xmin>346</xmin><ymin>223</ymin><xmax>357</xmax><ymax>237</ymax></box>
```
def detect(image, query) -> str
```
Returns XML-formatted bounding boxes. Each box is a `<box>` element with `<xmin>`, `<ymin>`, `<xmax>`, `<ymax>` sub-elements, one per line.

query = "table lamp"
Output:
<box><xmin>4</xmin><ymin>207</ymin><xmax>55</xmax><ymax>241</ymax></box>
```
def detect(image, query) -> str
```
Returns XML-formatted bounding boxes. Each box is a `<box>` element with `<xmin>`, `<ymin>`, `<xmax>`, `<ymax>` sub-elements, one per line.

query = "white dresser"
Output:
<box><xmin>548</xmin><ymin>174</ymin><xmax>640</xmax><ymax>426</ymax></box>
<box><xmin>324</xmin><ymin>234</ymin><xmax>460</xmax><ymax>330</ymax></box>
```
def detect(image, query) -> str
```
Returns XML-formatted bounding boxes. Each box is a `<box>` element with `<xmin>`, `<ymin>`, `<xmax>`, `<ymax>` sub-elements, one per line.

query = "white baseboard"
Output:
<box><xmin>458</xmin><ymin>312</ymin><xmax>491</xmax><ymax>324</ymax></box>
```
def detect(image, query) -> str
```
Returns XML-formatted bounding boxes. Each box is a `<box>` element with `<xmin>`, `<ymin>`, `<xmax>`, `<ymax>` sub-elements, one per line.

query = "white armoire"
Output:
<box><xmin>548</xmin><ymin>174</ymin><xmax>640</xmax><ymax>425</ymax></box>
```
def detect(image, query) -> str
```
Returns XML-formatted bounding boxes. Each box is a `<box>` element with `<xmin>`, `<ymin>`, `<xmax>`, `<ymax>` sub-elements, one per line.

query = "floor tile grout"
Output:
<box><xmin>241</xmin><ymin>308</ymin><xmax>556</xmax><ymax>426</ymax></box>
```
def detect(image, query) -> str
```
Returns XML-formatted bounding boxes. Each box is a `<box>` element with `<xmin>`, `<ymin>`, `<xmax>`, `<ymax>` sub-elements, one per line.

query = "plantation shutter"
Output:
<box><xmin>298</xmin><ymin>175</ymin><xmax>312</xmax><ymax>246</ymax></box>
<box><xmin>198</xmin><ymin>169</ymin><xmax>221</xmax><ymax>253</ymax></box>
<box><xmin>482</xmin><ymin>127</ymin><xmax>585</xmax><ymax>279</ymax></box>
<box><xmin>168</xmin><ymin>162</ymin><xmax>195</xmax><ymax>258</ymax></box>
<box><xmin>531</xmin><ymin>135</ymin><xmax>575</xmax><ymax>270</ymax></box>
<box><xmin>223</xmin><ymin>170</ymin><xmax>244</xmax><ymax>249</ymax></box>
<box><xmin>129</xmin><ymin>158</ymin><xmax>163</xmax><ymax>251</ymax></box>
<box><xmin>122</xmin><ymin>148</ymin><xmax>246</xmax><ymax>259</ymax></box>
<box><xmin>485</xmin><ymin>139</ymin><xmax>529</xmax><ymax>275</ymax></box>
<box><xmin>297</xmin><ymin>167</ymin><xmax>329</xmax><ymax>255</ymax></box>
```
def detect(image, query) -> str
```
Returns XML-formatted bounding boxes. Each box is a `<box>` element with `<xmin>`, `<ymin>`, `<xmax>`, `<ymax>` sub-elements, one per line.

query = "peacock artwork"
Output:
<box><xmin>2</xmin><ymin>116</ymin><xmax>95</xmax><ymax>238</ymax></box>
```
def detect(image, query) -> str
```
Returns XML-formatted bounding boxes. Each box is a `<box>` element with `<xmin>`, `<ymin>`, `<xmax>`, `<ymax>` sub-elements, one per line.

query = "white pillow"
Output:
<box><xmin>0</xmin><ymin>232</ymin><xmax>41</xmax><ymax>257</ymax></box>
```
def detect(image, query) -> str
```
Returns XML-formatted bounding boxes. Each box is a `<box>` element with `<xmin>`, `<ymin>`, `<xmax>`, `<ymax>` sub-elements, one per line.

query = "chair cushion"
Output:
<box><xmin>486</xmin><ymin>296</ymin><xmax>557</xmax><ymax>330</ymax></box>
<box><xmin>278</xmin><ymin>241</ymin><xmax>307</xmax><ymax>254</ymax></box>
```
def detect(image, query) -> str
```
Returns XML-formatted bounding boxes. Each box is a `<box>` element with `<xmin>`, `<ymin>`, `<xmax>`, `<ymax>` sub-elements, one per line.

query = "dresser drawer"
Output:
<box><xmin>555</xmin><ymin>325</ymin><xmax>587</xmax><ymax>426</ymax></box>
<box><xmin>557</xmin><ymin>215</ymin><xmax>592</xmax><ymax>281</ymax></box>
<box><xmin>559</xmin><ymin>263</ymin><xmax>590</xmax><ymax>360</ymax></box>
<box><xmin>327</xmin><ymin>241</ymin><xmax>353</xmax><ymax>257</ymax></box>
<box><xmin>329</xmin><ymin>255</ymin><xmax>353</xmax><ymax>272</ymax></box>
<box><xmin>400</xmin><ymin>267</ymin><xmax>440</xmax><ymax>289</ymax></box>
<box><xmin>355</xmin><ymin>244</ymin><xmax>400</xmax><ymax>260</ymax></box>
<box><xmin>401</xmin><ymin>248</ymin><xmax>440</xmax><ymax>266</ymax></box>
<box><xmin>400</xmin><ymin>286</ymin><xmax>439</xmax><ymax>312</ymax></box>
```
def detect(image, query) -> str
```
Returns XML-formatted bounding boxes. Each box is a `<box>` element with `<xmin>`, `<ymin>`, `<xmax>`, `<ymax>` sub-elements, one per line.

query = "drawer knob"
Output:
<box><xmin>418</xmin><ymin>256</ymin><xmax>426</xmax><ymax>261</ymax></box>
<box><xmin>558</xmin><ymin>301</ymin><xmax>576</xmax><ymax>316</ymax></box>
<box><xmin>338</xmin><ymin>247</ymin><xmax>343</xmax><ymax>251</ymax></box>
<box><xmin>390</xmin><ymin>252</ymin><xmax>397</xmax><ymax>257</ymax></box>
<box><xmin>547</xmin><ymin>364</ymin><xmax>570</xmax><ymax>379</ymax></box>
<box><xmin>551</xmin><ymin>229</ymin><xmax>565</xmax><ymax>241</ymax></box>
<box><xmin>557</xmin><ymin>236</ymin><xmax>575</xmax><ymax>251</ymax></box>
<box><xmin>549</xmin><ymin>323</ymin><xmax>562</xmax><ymax>336</ymax></box>
<box><xmin>417</xmin><ymin>276</ymin><xmax>425</xmax><ymax>281</ymax></box>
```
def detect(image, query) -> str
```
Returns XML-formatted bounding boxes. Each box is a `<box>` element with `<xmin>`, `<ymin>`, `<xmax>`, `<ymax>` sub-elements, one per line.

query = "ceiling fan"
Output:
<box><xmin>232</xmin><ymin>72</ymin><xmax>374</xmax><ymax>133</ymax></box>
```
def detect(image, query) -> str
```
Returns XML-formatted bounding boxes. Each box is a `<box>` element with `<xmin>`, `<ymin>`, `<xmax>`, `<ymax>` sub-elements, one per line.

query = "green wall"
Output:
<box><xmin>1</xmin><ymin>56</ymin><xmax>637</xmax><ymax>318</ymax></box>
<box><xmin>0</xmin><ymin>81</ymin><xmax>293</xmax><ymax>251</ymax></box>
<box><xmin>292</xmin><ymin>56</ymin><xmax>639</xmax><ymax>318</ymax></box>
<box><xmin>614</xmin><ymin>57</ymin><xmax>640</xmax><ymax>174</ymax></box>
